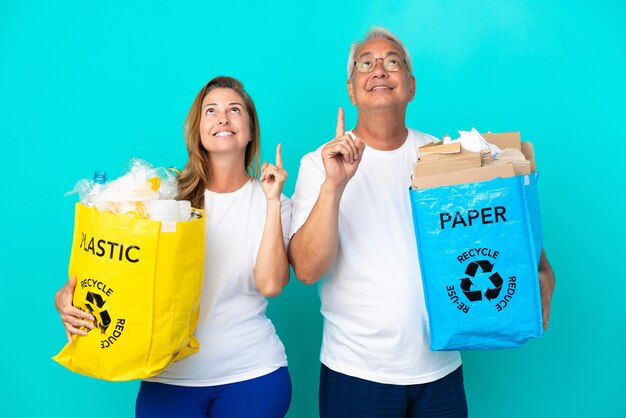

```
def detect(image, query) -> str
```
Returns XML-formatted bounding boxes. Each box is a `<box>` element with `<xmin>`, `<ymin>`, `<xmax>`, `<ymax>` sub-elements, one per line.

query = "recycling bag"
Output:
<box><xmin>409</xmin><ymin>174</ymin><xmax>543</xmax><ymax>351</ymax></box>
<box><xmin>53</xmin><ymin>203</ymin><xmax>205</xmax><ymax>380</ymax></box>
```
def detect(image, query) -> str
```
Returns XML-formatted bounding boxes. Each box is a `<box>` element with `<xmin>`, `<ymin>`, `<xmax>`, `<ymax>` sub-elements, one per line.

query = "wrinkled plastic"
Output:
<box><xmin>65</xmin><ymin>179</ymin><xmax>96</xmax><ymax>201</ymax></box>
<box><xmin>409</xmin><ymin>174</ymin><xmax>543</xmax><ymax>351</ymax></box>
<box><xmin>66</xmin><ymin>157</ymin><xmax>181</xmax><ymax>218</ymax></box>
<box><xmin>153</xmin><ymin>167</ymin><xmax>179</xmax><ymax>200</ymax></box>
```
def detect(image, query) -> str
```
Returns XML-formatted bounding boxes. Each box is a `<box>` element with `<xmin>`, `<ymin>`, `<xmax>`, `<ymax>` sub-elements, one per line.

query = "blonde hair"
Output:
<box><xmin>177</xmin><ymin>76</ymin><xmax>261</xmax><ymax>208</ymax></box>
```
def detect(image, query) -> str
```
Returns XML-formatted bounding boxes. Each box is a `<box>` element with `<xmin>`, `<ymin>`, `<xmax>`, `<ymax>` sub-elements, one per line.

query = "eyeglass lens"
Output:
<box><xmin>355</xmin><ymin>56</ymin><xmax>403</xmax><ymax>73</ymax></box>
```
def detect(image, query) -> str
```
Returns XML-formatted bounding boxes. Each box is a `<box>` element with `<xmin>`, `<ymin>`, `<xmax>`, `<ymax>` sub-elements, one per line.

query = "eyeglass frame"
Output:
<box><xmin>351</xmin><ymin>54</ymin><xmax>408</xmax><ymax>75</ymax></box>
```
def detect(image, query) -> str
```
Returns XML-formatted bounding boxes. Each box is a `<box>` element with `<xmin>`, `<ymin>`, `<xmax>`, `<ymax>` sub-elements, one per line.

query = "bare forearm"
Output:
<box><xmin>288</xmin><ymin>182</ymin><xmax>343</xmax><ymax>284</ymax></box>
<box><xmin>538</xmin><ymin>248</ymin><xmax>555</xmax><ymax>330</ymax></box>
<box><xmin>254</xmin><ymin>199</ymin><xmax>289</xmax><ymax>297</ymax></box>
<box><xmin>539</xmin><ymin>249</ymin><xmax>553</xmax><ymax>274</ymax></box>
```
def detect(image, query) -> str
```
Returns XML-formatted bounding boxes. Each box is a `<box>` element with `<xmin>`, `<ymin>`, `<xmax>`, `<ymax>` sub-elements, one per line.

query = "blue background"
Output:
<box><xmin>1</xmin><ymin>1</ymin><xmax>624</xmax><ymax>417</ymax></box>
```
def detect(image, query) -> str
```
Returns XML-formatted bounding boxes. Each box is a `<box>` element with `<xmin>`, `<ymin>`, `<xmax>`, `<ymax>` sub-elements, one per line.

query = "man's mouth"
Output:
<box><xmin>370</xmin><ymin>85</ymin><xmax>393</xmax><ymax>91</ymax></box>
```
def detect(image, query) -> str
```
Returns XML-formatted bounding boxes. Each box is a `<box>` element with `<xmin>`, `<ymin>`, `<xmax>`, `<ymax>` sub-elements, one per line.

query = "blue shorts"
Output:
<box><xmin>319</xmin><ymin>364</ymin><xmax>468</xmax><ymax>418</ymax></box>
<box><xmin>135</xmin><ymin>367</ymin><xmax>291</xmax><ymax>418</ymax></box>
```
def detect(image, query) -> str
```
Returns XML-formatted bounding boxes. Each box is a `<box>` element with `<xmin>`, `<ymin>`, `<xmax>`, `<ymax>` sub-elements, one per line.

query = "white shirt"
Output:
<box><xmin>291</xmin><ymin>129</ymin><xmax>462</xmax><ymax>385</ymax></box>
<box><xmin>149</xmin><ymin>179</ymin><xmax>290</xmax><ymax>386</ymax></box>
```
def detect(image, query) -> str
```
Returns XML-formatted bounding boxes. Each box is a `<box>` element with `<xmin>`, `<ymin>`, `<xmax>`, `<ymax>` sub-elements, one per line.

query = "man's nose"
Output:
<box><xmin>372</xmin><ymin>59</ymin><xmax>388</xmax><ymax>77</ymax></box>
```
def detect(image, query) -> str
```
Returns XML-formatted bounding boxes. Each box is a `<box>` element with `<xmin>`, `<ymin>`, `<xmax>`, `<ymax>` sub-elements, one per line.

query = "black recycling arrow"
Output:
<box><xmin>459</xmin><ymin>259</ymin><xmax>504</xmax><ymax>303</ymax></box>
<box><xmin>485</xmin><ymin>272</ymin><xmax>504</xmax><ymax>301</ymax></box>
<box><xmin>85</xmin><ymin>291</ymin><xmax>111</xmax><ymax>333</ymax></box>
<box><xmin>477</xmin><ymin>260</ymin><xmax>493</xmax><ymax>273</ymax></box>
<box><xmin>465</xmin><ymin>260</ymin><xmax>494</xmax><ymax>277</ymax></box>
<box><xmin>86</xmin><ymin>291</ymin><xmax>106</xmax><ymax>308</ymax></box>
<box><xmin>460</xmin><ymin>277</ymin><xmax>482</xmax><ymax>301</ymax></box>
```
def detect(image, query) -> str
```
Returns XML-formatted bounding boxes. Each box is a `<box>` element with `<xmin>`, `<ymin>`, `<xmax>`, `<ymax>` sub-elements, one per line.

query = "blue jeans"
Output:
<box><xmin>319</xmin><ymin>364</ymin><xmax>468</xmax><ymax>418</ymax></box>
<box><xmin>135</xmin><ymin>367</ymin><xmax>291</xmax><ymax>418</ymax></box>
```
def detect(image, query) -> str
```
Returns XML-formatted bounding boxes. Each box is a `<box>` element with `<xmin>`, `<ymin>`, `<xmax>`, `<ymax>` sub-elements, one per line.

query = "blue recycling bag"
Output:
<box><xmin>409</xmin><ymin>174</ymin><xmax>543</xmax><ymax>351</ymax></box>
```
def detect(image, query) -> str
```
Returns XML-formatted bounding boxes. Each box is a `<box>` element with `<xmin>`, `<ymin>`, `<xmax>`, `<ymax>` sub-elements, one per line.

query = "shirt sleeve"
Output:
<box><xmin>279</xmin><ymin>193</ymin><xmax>293</xmax><ymax>249</ymax></box>
<box><xmin>289</xmin><ymin>150</ymin><xmax>326</xmax><ymax>238</ymax></box>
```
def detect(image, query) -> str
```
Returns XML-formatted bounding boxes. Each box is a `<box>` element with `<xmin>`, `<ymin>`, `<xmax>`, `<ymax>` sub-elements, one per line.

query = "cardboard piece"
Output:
<box><xmin>414</xmin><ymin>156</ymin><xmax>482</xmax><ymax>177</ymax></box>
<box><xmin>481</xmin><ymin>132</ymin><xmax>521</xmax><ymax>150</ymax></box>
<box><xmin>484</xmin><ymin>148</ymin><xmax>531</xmax><ymax>175</ymax></box>
<box><xmin>418</xmin><ymin>141</ymin><xmax>462</xmax><ymax>156</ymax></box>
<box><xmin>481</xmin><ymin>131</ymin><xmax>536</xmax><ymax>173</ymax></box>
<box><xmin>521</xmin><ymin>142</ymin><xmax>536</xmax><ymax>173</ymax></box>
<box><xmin>412</xmin><ymin>131</ymin><xmax>537</xmax><ymax>189</ymax></box>
<box><xmin>415</xmin><ymin>141</ymin><xmax>482</xmax><ymax>178</ymax></box>
<box><xmin>412</xmin><ymin>163</ymin><xmax>517</xmax><ymax>190</ymax></box>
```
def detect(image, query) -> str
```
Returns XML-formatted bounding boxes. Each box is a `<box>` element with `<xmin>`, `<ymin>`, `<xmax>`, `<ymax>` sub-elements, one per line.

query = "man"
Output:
<box><xmin>289</xmin><ymin>27</ymin><xmax>555</xmax><ymax>418</ymax></box>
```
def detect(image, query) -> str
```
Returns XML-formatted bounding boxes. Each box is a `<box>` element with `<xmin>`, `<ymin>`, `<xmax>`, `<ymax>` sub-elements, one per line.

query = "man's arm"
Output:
<box><xmin>538</xmin><ymin>248</ymin><xmax>555</xmax><ymax>330</ymax></box>
<box><xmin>288</xmin><ymin>182</ymin><xmax>343</xmax><ymax>284</ymax></box>
<box><xmin>288</xmin><ymin>108</ymin><xmax>365</xmax><ymax>284</ymax></box>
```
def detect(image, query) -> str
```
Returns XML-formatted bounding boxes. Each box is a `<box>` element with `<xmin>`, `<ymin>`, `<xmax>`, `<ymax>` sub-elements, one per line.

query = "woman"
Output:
<box><xmin>55</xmin><ymin>76</ymin><xmax>292</xmax><ymax>417</ymax></box>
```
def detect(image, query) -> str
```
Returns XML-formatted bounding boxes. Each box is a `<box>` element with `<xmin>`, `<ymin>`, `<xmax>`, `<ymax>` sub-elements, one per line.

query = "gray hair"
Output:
<box><xmin>347</xmin><ymin>26</ymin><xmax>413</xmax><ymax>79</ymax></box>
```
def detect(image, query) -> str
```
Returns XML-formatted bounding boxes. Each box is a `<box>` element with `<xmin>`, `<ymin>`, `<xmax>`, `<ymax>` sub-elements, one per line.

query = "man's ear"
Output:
<box><xmin>347</xmin><ymin>78</ymin><xmax>356</xmax><ymax>105</ymax></box>
<box><xmin>409</xmin><ymin>75</ymin><xmax>416</xmax><ymax>102</ymax></box>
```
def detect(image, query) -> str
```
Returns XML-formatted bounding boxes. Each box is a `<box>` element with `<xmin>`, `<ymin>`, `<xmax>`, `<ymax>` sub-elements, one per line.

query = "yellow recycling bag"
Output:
<box><xmin>53</xmin><ymin>203</ymin><xmax>205</xmax><ymax>381</ymax></box>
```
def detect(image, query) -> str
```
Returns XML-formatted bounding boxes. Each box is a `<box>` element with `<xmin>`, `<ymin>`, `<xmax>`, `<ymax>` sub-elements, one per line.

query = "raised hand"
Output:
<box><xmin>261</xmin><ymin>143</ymin><xmax>288</xmax><ymax>201</ymax></box>
<box><xmin>321</xmin><ymin>107</ymin><xmax>365</xmax><ymax>191</ymax></box>
<box><xmin>54</xmin><ymin>276</ymin><xmax>94</xmax><ymax>344</ymax></box>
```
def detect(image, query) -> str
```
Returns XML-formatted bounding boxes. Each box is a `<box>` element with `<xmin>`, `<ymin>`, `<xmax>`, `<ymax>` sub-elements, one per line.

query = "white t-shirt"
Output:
<box><xmin>291</xmin><ymin>128</ymin><xmax>462</xmax><ymax>385</ymax></box>
<box><xmin>148</xmin><ymin>179</ymin><xmax>290</xmax><ymax>386</ymax></box>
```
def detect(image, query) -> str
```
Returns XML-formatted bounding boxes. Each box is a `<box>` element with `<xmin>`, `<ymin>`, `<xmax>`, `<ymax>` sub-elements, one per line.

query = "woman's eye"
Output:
<box><xmin>230</xmin><ymin>107</ymin><xmax>241</xmax><ymax>114</ymax></box>
<box><xmin>205</xmin><ymin>108</ymin><xmax>215</xmax><ymax>115</ymax></box>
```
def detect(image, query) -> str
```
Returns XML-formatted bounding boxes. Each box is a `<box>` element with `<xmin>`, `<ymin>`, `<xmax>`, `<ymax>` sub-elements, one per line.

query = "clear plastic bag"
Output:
<box><xmin>67</xmin><ymin>157</ymin><xmax>181</xmax><ymax>218</ymax></box>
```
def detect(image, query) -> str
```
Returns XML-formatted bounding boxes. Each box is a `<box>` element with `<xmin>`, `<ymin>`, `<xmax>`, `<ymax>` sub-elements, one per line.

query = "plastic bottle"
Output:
<box><xmin>81</xmin><ymin>170</ymin><xmax>107</xmax><ymax>205</ymax></box>
<box><xmin>89</xmin><ymin>170</ymin><xmax>107</xmax><ymax>196</ymax></box>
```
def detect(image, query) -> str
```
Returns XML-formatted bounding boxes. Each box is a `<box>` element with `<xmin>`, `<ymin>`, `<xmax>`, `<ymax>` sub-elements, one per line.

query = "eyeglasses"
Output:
<box><xmin>353</xmin><ymin>55</ymin><xmax>406</xmax><ymax>74</ymax></box>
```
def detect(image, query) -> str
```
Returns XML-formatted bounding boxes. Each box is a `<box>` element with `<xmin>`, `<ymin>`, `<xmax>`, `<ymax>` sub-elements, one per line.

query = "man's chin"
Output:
<box><xmin>358</xmin><ymin>98</ymin><xmax>408</xmax><ymax>110</ymax></box>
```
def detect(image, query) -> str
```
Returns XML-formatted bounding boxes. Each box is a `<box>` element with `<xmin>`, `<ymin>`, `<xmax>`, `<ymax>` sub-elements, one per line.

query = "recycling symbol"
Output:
<box><xmin>84</xmin><ymin>291</ymin><xmax>112</xmax><ymax>334</ymax></box>
<box><xmin>460</xmin><ymin>260</ymin><xmax>503</xmax><ymax>302</ymax></box>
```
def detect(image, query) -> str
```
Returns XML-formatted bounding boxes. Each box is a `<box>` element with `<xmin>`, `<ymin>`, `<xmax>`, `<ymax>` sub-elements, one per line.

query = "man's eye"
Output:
<box><xmin>388</xmin><ymin>58</ymin><xmax>399</xmax><ymax>65</ymax></box>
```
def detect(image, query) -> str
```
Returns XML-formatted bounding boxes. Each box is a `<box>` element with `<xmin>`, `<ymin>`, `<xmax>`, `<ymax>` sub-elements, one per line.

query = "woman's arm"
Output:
<box><xmin>255</xmin><ymin>144</ymin><xmax>290</xmax><ymax>297</ymax></box>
